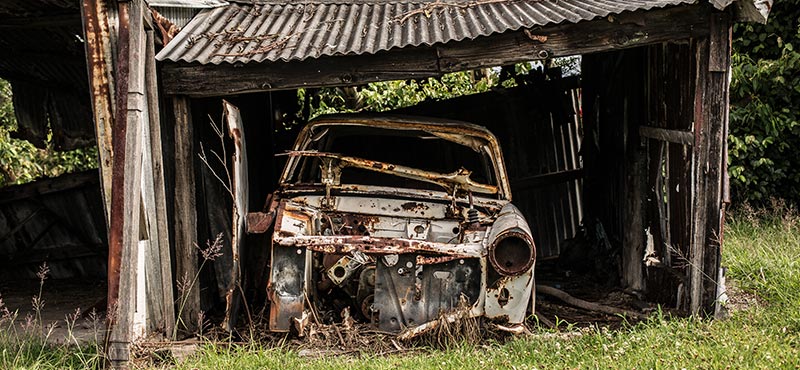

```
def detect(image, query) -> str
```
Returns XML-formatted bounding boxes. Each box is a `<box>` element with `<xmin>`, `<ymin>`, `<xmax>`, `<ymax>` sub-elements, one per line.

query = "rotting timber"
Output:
<box><xmin>248</xmin><ymin>115</ymin><xmax>537</xmax><ymax>337</ymax></box>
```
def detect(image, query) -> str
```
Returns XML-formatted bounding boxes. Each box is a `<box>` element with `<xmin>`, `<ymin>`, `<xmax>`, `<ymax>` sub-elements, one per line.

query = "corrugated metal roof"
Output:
<box><xmin>156</xmin><ymin>0</ymin><xmax>696</xmax><ymax>65</ymax></box>
<box><xmin>147</xmin><ymin>0</ymin><xmax>228</xmax><ymax>8</ymax></box>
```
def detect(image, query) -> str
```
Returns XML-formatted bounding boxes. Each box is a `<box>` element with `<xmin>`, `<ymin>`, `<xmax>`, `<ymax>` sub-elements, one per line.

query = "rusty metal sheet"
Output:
<box><xmin>268</xmin><ymin>244</ymin><xmax>307</xmax><ymax>331</ymax></box>
<box><xmin>221</xmin><ymin>100</ymin><xmax>248</xmax><ymax>331</ymax></box>
<box><xmin>374</xmin><ymin>255</ymin><xmax>481</xmax><ymax>332</ymax></box>
<box><xmin>246</xmin><ymin>211</ymin><xmax>274</xmax><ymax>234</ymax></box>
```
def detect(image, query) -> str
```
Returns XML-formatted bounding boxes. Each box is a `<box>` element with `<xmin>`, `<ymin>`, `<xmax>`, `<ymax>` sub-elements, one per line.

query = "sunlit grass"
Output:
<box><xmin>175</xmin><ymin>206</ymin><xmax>800</xmax><ymax>369</ymax></box>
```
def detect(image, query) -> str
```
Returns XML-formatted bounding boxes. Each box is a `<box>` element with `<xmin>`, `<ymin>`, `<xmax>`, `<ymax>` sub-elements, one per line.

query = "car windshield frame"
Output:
<box><xmin>278</xmin><ymin>116</ymin><xmax>512</xmax><ymax>201</ymax></box>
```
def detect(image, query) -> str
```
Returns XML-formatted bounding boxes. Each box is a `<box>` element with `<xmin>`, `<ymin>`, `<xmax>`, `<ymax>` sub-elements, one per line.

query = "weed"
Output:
<box><xmin>0</xmin><ymin>263</ymin><xmax>104</xmax><ymax>369</ymax></box>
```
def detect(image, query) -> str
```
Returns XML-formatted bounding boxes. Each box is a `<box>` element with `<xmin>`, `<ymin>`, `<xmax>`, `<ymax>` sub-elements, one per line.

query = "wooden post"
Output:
<box><xmin>689</xmin><ymin>12</ymin><xmax>730</xmax><ymax>316</ymax></box>
<box><xmin>80</xmin><ymin>0</ymin><xmax>116</xmax><ymax>225</ymax></box>
<box><xmin>622</xmin><ymin>50</ymin><xmax>647</xmax><ymax>293</ymax></box>
<box><xmin>107</xmin><ymin>0</ymin><xmax>146</xmax><ymax>365</ymax></box>
<box><xmin>144</xmin><ymin>28</ymin><xmax>175</xmax><ymax>336</ymax></box>
<box><xmin>701</xmin><ymin>13</ymin><xmax>731</xmax><ymax>315</ymax></box>
<box><xmin>173</xmin><ymin>95</ymin><xmax>199</xmax><ymax>335</ymax></box>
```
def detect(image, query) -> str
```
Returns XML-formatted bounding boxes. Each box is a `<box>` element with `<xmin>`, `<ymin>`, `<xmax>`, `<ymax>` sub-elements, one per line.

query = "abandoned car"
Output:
<box><xmin>260</xmin><ymin>114</ymin><xmax>536</xmax><ymax>335</ymax></box>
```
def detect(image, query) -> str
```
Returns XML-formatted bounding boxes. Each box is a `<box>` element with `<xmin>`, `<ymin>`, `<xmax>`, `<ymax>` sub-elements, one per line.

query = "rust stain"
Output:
<box><xmin>322</xmin><ymin>213</ymin><xmax>379</xmax><ymax>236</ymax></box>
<box><xmin>416</xmin><ymin>255</ymin><xmax>463</xmax><ymax>265</ymax></box>
<box><xmin>150</xmin><ymin>7</ymin><xmax>179</xmax><ymax>45</ymax></box>
<box><xmin>401</xmin><ymin>202</ymin><xmax>429</xmax><ymax>212</ymax></box>
<box><xmin>246</xmin><ymin>211</ymin><xmax>275</xmax><ymax>234</ymax></box>
<box><xmin>275</xmin><ymin>234</ymin><xmax>476</xmax><ymax>258</ymax></box>
<box><xmin>524</xmin><ymin>29</ymin><xmax>548</xmax><ymax>43</ymax></box>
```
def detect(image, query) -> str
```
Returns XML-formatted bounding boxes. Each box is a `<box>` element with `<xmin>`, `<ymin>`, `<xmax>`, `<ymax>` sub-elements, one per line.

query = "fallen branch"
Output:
<box><xmin>536</xmin><ymin>285</ymin><xmax>648</xmax><ymax>320</ymax></box>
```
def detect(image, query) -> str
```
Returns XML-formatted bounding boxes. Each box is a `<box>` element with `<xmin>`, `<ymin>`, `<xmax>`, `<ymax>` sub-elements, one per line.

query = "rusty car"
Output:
<box><xmin>258</xmin><ymin>114</ymin><xmax>536</xmax><ymax>337</ymax></box>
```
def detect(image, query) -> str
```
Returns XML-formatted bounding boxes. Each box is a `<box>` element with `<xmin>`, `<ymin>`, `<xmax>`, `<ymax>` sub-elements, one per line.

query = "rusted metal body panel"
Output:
<box><xmin>262</xmin><ymin>115</ymin><xmax>536</xmax><ymax>335</ymax></box>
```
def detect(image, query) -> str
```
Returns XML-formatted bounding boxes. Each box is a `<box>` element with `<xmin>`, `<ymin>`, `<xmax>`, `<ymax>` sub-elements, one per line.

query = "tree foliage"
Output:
<box><xmin>0</xmin><ymin>79</ymin><xmax>98</xmax><ymax>187</ymax></box>
<box><xmin>729</xmin><ymin>1</ymin><xmax>800</xmax><ymax>203</ymax></box>
<box><xmin>300</xmin><ymin>60</ymin><xmax>579</xmax><ymax>120</ymax></box>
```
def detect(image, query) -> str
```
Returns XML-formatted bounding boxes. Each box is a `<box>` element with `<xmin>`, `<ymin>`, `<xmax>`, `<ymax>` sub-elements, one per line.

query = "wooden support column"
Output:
<box><xmin>689</xmin><ymin>12</ymin><xmax>730</xmax><ymax>316</ymax></box>
<box><xmin>80</xmin><ymin>0</ymin><xmax>116</xmax><ymax>225</ymax></box>
<box><xmin>622</xmin><ymin>49</ymin><xmax>648</xmax><ymax>293</ymax></box>
<box><xmin>107</xmin><ymin>0</ymin><xmax>146</xmax><ymax>366</ymax></box>
<box><xmin>173</xmin><ymin>95</ymin><xmax>199</xmax><ymax>335</ymax></box>
<box><xmin>702</xmin><ymin>13</ymin><xmax>731</xmax><ymax>315</ymax></box>
<box><xmin>144</xmin><ymin>28</ymin><xmax>175</xmax><ymax>335</ymax></box>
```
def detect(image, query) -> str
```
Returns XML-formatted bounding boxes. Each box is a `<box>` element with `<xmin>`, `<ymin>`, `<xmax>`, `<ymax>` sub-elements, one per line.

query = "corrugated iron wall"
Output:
<box><xmin>397</xmin><ymin>76</ymin><xmax>583</xmax><ymax>258</ymax></box>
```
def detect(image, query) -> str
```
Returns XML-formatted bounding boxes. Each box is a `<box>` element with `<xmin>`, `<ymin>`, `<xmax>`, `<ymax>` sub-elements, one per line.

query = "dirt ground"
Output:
<box><xmin>0</xmin><ymin>278</ymin><xmax>107</xmax><ymax>344</ymax></box>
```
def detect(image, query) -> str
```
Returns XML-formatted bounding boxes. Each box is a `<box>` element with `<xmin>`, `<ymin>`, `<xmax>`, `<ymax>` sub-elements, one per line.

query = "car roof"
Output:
<box><xmin>307</xmin><ymin>113</ymin><xmax>499</xmax><ymax>142</ymax></box>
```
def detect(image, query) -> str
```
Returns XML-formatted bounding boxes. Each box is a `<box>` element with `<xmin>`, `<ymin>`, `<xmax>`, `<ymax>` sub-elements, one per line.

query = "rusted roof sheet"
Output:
<box><xmin>156</xmin><ymin>0</ymin><xmax>696</xmax><ymax>65</ymax></box>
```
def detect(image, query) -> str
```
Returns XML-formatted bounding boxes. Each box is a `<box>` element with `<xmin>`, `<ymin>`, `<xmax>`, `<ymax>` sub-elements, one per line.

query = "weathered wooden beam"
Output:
<box><xmin>687</xmin><ymin>12</ymin><xmax>731</xmax><ymax>317</ymax></box>
<box><xmin>438</xmin><ymin>4</ymin><xmax>710</xmax><ymax>72</ymax></box>
<box><xmin>172</xmin><ymin>95</ymin><xmax>200</xmax><ymax>335</ymax></box>
<box><xmin>106</xmin><ymin>0</ymin><xmax>131</xmax><ymax>364</ymax></box>
<box><xmin>80</xmin><ymin>0</ymin><xmax>115</xmax><ymax>226</ymax></box>
<box><xmin>107</xmin><ymin>0</ymin><xmax>146</xmax><ymax>366</ymax></box>
<box><xmin>139</xmin><ymin>33</ymin><xmax>165</xmax><ymax>335</ymax></box>
<box><xmin>701</xmin><ymin>12</ymin><xmax>731</xmax><ymax>316</ymax></box>
<box><xmin>161</xmin><ymin>48</ymin><xmax>441</xmax><ymax>97</ymax></box>
<box><xmin>639</xmin><ymin>126</ymin><xmax>694</xmax><ymax>146</ymax></box>
<box><xmin>145</xmin><ymin>28</ymin><xmax>176</xmax><ymax>337</ymax></box>
<box><xmin>160</xmin><ymin>4</ymin><xmax>710</xmax><ymax>97</ymax></box>
<box><xmin>622</xmin><ymin>49</ymin><xmax>648</xmax><ymax>294</ymax></box>
<box><xmin>688</xmin><ymin>37</ymin><xmax>710</xmax><ymax>317</ymax></box>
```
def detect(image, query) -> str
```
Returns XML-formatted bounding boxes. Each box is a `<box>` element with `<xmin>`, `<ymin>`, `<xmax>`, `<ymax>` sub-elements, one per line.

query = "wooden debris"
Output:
<box><xmin>536</xmin><ymin>285</ymin><xmax>648</xmax><ymax>321</ymax></box>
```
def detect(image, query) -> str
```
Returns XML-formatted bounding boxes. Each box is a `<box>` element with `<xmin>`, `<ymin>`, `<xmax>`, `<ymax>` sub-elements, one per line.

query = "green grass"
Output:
<box><xmin>2</xmin><ymin>210</ymin><xmax>799</xmax><ymax>369</ymax></box>
<box><xmin>176</xmin><ymin>211</ymin><xmax>800</xmax><ymax>370</ymax></box>
<box><xmin>0</xmin><ymin>337</ymin><xmax>101</xmax><ymax>370</ymax></box>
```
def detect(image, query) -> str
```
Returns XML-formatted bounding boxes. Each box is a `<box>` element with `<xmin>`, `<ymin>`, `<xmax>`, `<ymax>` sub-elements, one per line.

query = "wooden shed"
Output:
<box><xmin>4</xmin><ymin>0</ymin><xmax>774</xmax><ymax>366</ymax></box>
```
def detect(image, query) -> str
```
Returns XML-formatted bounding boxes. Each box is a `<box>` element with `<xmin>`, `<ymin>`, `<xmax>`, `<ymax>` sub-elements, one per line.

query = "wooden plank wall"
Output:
<box><xmin>581</xmin><ymin>48</ymin><xmax>647</xmax><ymax>288</ymax></box>
<box><xmin>642</xmin><ymin>42</ymin><xmax>695</xmax><ymax>307</ymax></box>
<box><xmin>582</xmin><ymin>13</ymin><xmax>729</xmax><ymax>313</ymax></box>
<box><xmin>0</xmin><ymin>171</ymin><xmax>107</xmax><ymax>280</ymax></box>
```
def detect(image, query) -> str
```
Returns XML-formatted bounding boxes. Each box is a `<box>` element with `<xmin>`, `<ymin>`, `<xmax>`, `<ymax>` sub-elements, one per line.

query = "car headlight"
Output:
<box><xmin>488</xmin><ymin>228</ymin><xmax>535</xmax><ymax>276</ymax></box>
